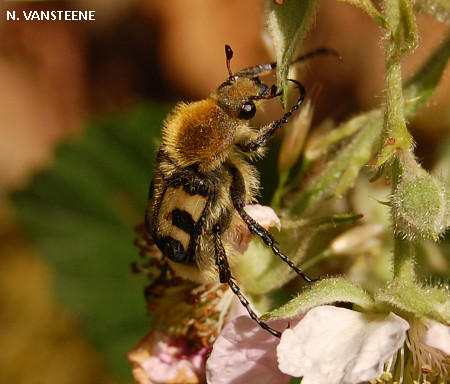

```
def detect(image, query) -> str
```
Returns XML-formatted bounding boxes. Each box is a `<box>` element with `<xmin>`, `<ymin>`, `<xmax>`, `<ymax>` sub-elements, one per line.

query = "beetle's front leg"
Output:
<box><xmin>237</xmin><ymin>81</ymin><xmax>306</xmax><ymax>153</ymax></box>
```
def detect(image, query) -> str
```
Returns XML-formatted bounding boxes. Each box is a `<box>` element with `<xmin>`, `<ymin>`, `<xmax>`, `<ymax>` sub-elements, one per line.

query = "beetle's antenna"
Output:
<box><xmin>292</xmin><ymin>47</ymin><xmax>342</xmax><ymax>65</ymax></box>
<box><xmin>225</xmin><ymin>44</ymin><xmax>234</xmax><ymax>80</ymax></box>
<box><xmin>234</xmin><ymin>47</ymin><xmax>341</xmax><ymax>79</ymax></box>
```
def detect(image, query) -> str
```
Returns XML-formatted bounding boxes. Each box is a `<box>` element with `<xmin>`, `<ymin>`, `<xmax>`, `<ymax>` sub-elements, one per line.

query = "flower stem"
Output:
<box><xmin>391</xmin><ymin>156</ymin><xmax>416</xmax><ymax>283</ymax></box>
<box><xmin>377</xmin><ymin>0</ymin><xmax>415</xmax><ymax>167</ymax></box>
<box><xmin>392</xmin><ymin>232</ymin><xmax>416</xmax><ymax>283</ymax></box>
<box><xmin>381</xmin><ymin>0</ymin><xmax>419</xmax><ymax>283</ymax></box>
<box><xmin>300</xmin><ymin>249</ymin><xmax>332</xmax><ymax>271</ymax></box>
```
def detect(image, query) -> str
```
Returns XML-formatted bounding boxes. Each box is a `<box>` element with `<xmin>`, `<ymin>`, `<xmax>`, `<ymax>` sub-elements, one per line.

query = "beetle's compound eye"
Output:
<box><xmin>239</xmin><ymin>100</ymin><xmax>256</xmax><ymax>120</ymax></box>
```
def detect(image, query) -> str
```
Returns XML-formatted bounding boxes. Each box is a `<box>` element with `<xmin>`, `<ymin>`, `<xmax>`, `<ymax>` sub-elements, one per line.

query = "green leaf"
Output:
<box><xmin>262</xmin><ymin>277</ymin><xmax>376</xmax><ymax>320</ymax></box>
<box><xmin>265</xmin><ymin>0</ymin><xmax>318</xmax><ymax>104</ymax></box>
<box><xmin>12</xmin><ymin>104</ymin><xmax>170</xmax><ymax>379</ymax></box>
<box><xmin>291</xmin><ymin>109</ymin><xmax>383</xmax><ymax>214</ymax></box>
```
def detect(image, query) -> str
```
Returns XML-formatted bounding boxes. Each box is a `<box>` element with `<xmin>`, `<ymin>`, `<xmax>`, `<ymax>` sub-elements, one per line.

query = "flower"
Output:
<box><xmin>130</xmin><ymin>204</ymin><xmax>287</xmax><ymax>384</ymax></box>
<box><xmin>277</xmin><ymin>306</ymin><xmax>409</xmax><ymax>384</ymax></box>
<box><xmin>128</xmin><ymin>330</ymin><xmax>210</xmax><ymax>384</ymax></box>
<box><xmin>206</xmin><ymin>315</ymin><xmax>291</xmax><ymax>384</ymax></box>
<box><xmin>206</xmin><ymin>305</ymin><xmax>412</xmax><ymax>384</ymax></box>
<box><xmin>394</xmin><ymin>317</ymin><xmax>450</xmax><ymax>383</ymax></box>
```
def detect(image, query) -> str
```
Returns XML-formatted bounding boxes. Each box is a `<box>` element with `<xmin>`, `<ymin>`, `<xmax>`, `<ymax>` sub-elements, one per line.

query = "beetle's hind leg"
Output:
<box><xmin>212</xmin><ymin>224</ymin><xmax>282</xmax><ymax>338</ymax></box>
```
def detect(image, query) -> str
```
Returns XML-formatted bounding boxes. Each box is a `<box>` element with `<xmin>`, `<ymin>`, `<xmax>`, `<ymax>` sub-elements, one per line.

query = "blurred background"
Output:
<box><xmin>0</xmin><ymin>1</ymin><xmax>448</xmax><ymax>383</ymax></box>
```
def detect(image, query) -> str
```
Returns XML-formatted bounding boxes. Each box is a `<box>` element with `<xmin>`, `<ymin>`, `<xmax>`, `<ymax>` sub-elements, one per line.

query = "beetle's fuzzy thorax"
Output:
<box><xmin>161</xmin><ymin>99</ymin><xmax>241</xmax><ymax>173</ymax></box>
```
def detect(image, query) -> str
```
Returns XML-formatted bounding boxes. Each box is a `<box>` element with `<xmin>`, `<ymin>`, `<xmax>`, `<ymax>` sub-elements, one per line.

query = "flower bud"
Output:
<box><xmin>391</xmin><ymin>172</ymin><xmax>449</xmax><ymax>241</ymax></box>
<box><xmin>330</xmin><ymin>224</ymin><xmax>384</xmax><ymax>256</ymax></box>
<box><xmin>278</xmin><ymin>100</ymin><xmax>313</xmax><ymax>173</ymax></box>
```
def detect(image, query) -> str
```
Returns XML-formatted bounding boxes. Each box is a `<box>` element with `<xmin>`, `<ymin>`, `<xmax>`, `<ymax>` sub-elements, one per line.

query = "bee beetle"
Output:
<box><xmin>145</xmin><ymin>45</ymin><xmax>332</xmax><ymax>337</ymax></box>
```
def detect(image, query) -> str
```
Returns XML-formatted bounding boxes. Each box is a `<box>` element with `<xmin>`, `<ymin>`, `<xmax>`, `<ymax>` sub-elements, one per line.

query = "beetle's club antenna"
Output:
<box><xmin>225</xmin><ymin>44</ymin><xmax>234</xmax><ymax>80</ymax></box>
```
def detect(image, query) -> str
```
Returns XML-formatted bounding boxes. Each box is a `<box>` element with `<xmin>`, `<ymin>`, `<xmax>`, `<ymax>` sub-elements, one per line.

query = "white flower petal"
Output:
<box><xmin>420</xmin><ymin>321</ymin><xmax>450</xmax><ymax>356</ymax></box>
<box><xmin>277</xmin><ymin>306</ymin><xmax>409</xmax><ymax>384</ymax></box>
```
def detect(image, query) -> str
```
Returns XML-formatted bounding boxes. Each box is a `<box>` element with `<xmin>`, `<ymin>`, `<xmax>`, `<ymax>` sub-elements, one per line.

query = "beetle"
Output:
<box><xmin>145</xmin><ymin>45</ymin><xmax>334</xmax><ymax>337</ymax></box>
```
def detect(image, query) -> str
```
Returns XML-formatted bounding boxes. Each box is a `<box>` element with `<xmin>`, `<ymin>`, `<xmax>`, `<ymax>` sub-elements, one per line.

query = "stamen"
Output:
<box><xmin>399</xmin><ymin>345</ymin><xmax>405</xmax><ymax>384</ymax></box>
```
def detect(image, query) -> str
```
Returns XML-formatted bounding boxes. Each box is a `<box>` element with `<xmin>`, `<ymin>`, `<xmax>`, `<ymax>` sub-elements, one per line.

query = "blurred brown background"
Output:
<box><xmin>0</xmin><ymin>1</ymin><xmax>448</xmax><ymax>383</ymax></box>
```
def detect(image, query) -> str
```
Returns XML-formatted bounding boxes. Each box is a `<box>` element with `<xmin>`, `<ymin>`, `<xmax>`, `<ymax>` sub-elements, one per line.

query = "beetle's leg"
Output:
<box><xmin>212</xmin><ymin>224</ymin><xmax>282</xmax><ymax>338</ymax></box>
<box><xmin>228</xmin><ymin>163</ymin><xmax>313</xmax><ymax>283</ymax></box>
<box><xmin>235</xmin><ymin>207</ymin><xmax>313</xmax><ymax>283</ymax></box>
<box><xmin>238</xmin><ymin>80</ymin><xmax>306</xmax><ymax>153</ymax></box>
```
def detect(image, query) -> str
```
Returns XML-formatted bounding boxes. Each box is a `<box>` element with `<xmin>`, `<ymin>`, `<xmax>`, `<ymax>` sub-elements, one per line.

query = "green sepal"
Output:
<box><xmin>262</xmin><ymin>277</ymin><xmax>376</xmax><ymax>320</ymax></box>
<box><xmin>291</xmin><ymin>110</ymin><xmax>383</xmax><ymax>214</ymax></box>
<box><xmin>375</xmin><ymin>279</ymin><xmax>450</xmax><ymax>324</ymax></box>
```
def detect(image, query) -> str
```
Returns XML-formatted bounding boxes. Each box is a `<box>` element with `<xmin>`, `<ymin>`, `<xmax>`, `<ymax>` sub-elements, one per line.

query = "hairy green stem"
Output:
<box><xmin>377</xmin><ymin>0</ymin><xmax>414</xmax><ymax>167</ymax></box>
<box><xmin>391</xmin><ymin>156</ymin><xmax>417</xmax><ymax>282</ymax></box>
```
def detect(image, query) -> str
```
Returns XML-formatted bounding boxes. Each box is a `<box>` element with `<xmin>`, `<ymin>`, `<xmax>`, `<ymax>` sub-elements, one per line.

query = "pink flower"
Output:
<box><xmin>128</xmin><ymin>330</ymin><xmax>210</xmax><ymax>384</ymax></box>
<box><xmin>206</xmin><ymin>315</ymin><xmax>291</xmax><ymax>384</ymax></box>
<box><xmin>206</xmin><ymin>305</ymin><xmax>410</xmax><ymax>384</ymax></box>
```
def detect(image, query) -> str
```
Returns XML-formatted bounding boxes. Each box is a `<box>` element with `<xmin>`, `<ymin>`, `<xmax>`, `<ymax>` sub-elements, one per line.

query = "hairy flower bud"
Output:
<box><xmin>391</xmin><ymin>172</ymin><xmax>449</xmax><ymax>241</ymax></box>
<box><xmin>278</xmin><ymin>100</ymin><xmax>313</xmax><ymax>173</ymax></box>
